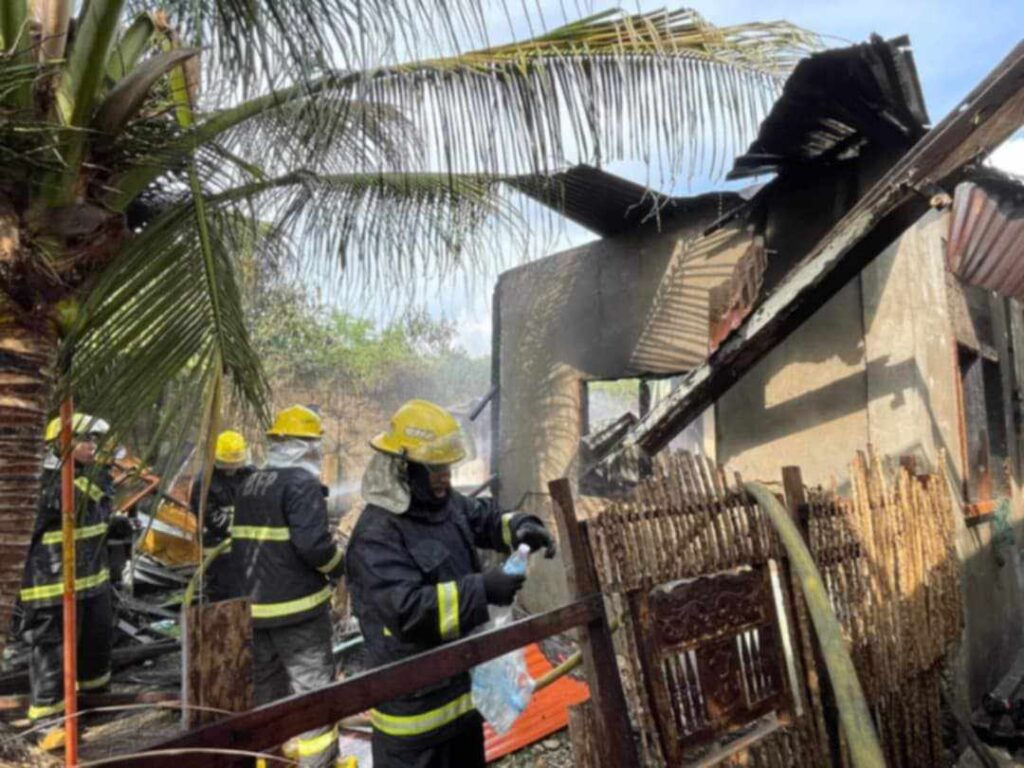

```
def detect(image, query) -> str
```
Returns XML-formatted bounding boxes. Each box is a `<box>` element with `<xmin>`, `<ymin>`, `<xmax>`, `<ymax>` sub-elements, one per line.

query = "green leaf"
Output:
<box><xmin>105</xmin><ymin>13</ymin><xmax>157</xmax><ymax>83</ymax></box>
<box><xmin>61</xmin><ymin>202</ymin><xmax>271</xmax><ymax>443</ymax></box>
<box><xmin>1</xmin><ymin>0</ymin><xmax>32</xmax><ymax>109</ymax></box>
<box><xmin>0</xmin><ymin>1</ymin><xmax>27</xmax><ymax>52</ymax></box>
<box><xmin>45</xmin><ymin>0</ymin><xmax>127</xmax><ymax>206</ymax></box>
<box><xmin>93</xmin><ymin>48</ymin><xmax>199</xmax><ymax>136</ymax></box>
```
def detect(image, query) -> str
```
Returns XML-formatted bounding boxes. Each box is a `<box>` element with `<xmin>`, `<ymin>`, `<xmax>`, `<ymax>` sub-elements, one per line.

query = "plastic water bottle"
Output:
<box><xmin>471</xmin><ymin>543</ymin><xmax>536</xmax><ymax>732</ymax></box>
<box><xmin>503</xmin><ymin>543</ymin><xmax>531</xmax><ymax>576</ymax></box>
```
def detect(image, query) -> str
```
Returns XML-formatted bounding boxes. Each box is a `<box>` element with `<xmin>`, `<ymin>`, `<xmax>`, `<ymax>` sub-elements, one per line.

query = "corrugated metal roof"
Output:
<box><xmin>729</xmin><ymin>36</ymin><xmax>928</xmax><ymax>179</ymax></box>
<box><xmin>507</xmin><ymin>165</ymin><xmax>746</xmax><ymax>238</ymax></box>
<box><xmin>947</xmin><ymin>175</ymin><xmax>1024</xmax><ymax>298</ymax></box>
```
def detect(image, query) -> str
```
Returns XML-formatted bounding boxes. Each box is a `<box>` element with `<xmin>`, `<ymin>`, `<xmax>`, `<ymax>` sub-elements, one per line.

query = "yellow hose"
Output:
<box><xmin>745</xmin><ymin>482</ymin><xmax>885</xmax><ymax>768</ymax></box>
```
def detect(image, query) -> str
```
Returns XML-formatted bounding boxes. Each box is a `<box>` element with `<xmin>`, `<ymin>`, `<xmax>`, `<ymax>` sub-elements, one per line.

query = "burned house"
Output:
<box><xmin>491</xmin><ymin>36</ymin><xmax>1024</xmax><ymax>708</ymax></box>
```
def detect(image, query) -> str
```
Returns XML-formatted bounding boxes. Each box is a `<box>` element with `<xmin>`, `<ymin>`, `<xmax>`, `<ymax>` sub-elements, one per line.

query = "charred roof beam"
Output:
<box><xmin>620</xmin><ymin>39</ymin><xmax>1024</xmax><ymax>457</ymax></box>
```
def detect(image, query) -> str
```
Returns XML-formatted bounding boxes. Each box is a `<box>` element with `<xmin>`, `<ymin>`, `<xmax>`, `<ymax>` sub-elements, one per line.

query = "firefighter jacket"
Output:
<box><xmin>21</xmin><ymin>467</ymin><xmax>113</xmax><ymax>608</ymax></box>
<box><xmin>234</xmin><ymin>466</ymin><xmax>344</xmax><ymax>628</ymax></box>
<box><xmin>345</xmin><ymin>491</ymin><xmax>531</xmax><ymax>748</ymax></box>
<box><xmin>190</xmin><ymin>467</ymin><xmax>253</xmax><ymax>554</ymax></box>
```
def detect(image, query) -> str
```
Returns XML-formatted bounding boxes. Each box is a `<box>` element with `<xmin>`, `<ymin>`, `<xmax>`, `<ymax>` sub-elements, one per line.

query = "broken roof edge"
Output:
<box><xmin>728</xmin><ymin>34</ymin><xmax>929</xmax><ymax>180</ymax></box>
<box><xmin>505</xmin><ymin>164</ymin><xmax>752</xmax><ymax>239</ymax></box>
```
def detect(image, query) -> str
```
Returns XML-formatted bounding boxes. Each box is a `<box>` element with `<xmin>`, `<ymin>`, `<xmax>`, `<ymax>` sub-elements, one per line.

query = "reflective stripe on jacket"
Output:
<box><xmin>21</xmin><ymin>468</ymin><xmax>113</xmax><ymax>607</ymax></box>
<box><xmin>190</xmin><ymin>467</ymin><xmax>252</xmax><ymax>549</ymax></box>
<box><xmin>234</xmin><ymin>466</ymin><xmax>343</xmax><ymax>628</ymax></box>
<box><xmin>346</xmin><ymin>492</ymin><xmax>528</xmax><ymax>747</ymax></box>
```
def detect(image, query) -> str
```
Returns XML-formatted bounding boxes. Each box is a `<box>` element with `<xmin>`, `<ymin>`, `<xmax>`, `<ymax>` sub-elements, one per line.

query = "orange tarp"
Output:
<box><xmin>484</xmin><ymin>643</ymin><xmax>590</xmax><ymax>763</ymax></box>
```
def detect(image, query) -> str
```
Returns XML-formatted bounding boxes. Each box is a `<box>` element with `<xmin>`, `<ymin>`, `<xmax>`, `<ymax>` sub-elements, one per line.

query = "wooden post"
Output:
<box><xmin>549</xmin><ymin>478</ymin><xmax>638</xmax><ymax>768</ymax></box>
<box><xmin>781</xmin><ymin>466</ymin><xmax>839</xmax><ymax>766</ymax></box>
<box><xmin>59</xmin><ymin>399</ymin><xmax>78</xmax><ymax>766</ymax></box>
<box><xmin>567</xmin><ymin>702</ymin><xmax>600</xmax><ymax>768</ymax></box>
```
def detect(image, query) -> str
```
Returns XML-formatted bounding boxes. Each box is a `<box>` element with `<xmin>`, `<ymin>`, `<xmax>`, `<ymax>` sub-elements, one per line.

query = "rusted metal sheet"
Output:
<box><xmin>583</xmin><ymin>453</ymin><xmax>814</xmax><ymax>767</ymax></box>
<box><xmin>947</xmin><ymin>178</ymin><xmax>1024</xmax><ymax>299</ymax></box>
<box><xmin>628</xmin><ymin>568</ymin><xmax>791</xmax><ymax>764</ymax></box>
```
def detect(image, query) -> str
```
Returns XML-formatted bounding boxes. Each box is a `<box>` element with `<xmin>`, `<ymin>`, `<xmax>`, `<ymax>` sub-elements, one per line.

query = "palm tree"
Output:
<box><xmin>0</xmin><ymin>1</ymin><xmax>818</xmax><ymax>629</ymax></box>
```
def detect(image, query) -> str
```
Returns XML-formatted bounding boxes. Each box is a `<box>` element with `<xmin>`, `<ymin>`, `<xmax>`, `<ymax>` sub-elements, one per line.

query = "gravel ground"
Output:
<box><xmin>492</xmin><ymin>730</ymin><xmax>574</xmax><ymax>768</ymax></box>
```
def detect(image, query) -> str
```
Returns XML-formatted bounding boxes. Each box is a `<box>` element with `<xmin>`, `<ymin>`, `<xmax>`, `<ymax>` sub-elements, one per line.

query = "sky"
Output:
<box><xmin>426</xmin><ymin>1</ymin><xmax>1024</xmax><ymax>355</ymax></box>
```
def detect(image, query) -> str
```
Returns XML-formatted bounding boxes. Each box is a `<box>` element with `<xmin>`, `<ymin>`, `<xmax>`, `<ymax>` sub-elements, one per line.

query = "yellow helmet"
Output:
<box><xmin>44</xmin><ymin>413</ymin><xmax>110</xmax><ymax>443</ymax></box>
<box><xmin>371</xmin><ymin>399</ymin><xmax>468</xmax><ymax>466</ymax></box>
<box><xmin>214</xmin><ymin>430</ymin><xmax>248</xmax><ymax>467</ymax></box>
<box><xmin>267</xmin><ymin>405</ymin><xmax>323</xmax><ymax>440</ymax></box>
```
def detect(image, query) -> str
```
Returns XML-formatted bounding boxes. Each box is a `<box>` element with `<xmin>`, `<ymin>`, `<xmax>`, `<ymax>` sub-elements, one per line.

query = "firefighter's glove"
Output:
<box><xmin>482</xmin><ymin>568</ymin><xmax>525</xmax><ymax>606</ymax></box>
<box><xmin>513</xmin><ymin>519</ymin><xmax>557</xmax><ymax>559</ymax></box>
<box><xmin>107</xmin><ymin>514</ymin><xmax>133</xmax><ymax>541</ymax></box>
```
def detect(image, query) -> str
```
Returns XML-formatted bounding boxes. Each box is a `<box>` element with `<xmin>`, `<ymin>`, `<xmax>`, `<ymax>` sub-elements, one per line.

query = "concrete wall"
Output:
<box><xmin>716</xmin><ymin>211</ymin><xmax>961</xmax><ymax>486</ymax></box>
<box><xmin>494</xmin><ymin>205</ymin><xmax>725</xmax><ymax>610</ymax></box>
<box><xmin>717</xmin><ymin>209</ymin><xmax>1024</xmax><ymax>707</ymax></box>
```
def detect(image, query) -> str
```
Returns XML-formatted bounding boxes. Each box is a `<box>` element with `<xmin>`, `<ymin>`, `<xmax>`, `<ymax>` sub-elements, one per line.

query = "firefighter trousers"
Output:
<box><xmin>371</xmin><ymin>718</ymin><xmax>486</xmax><ymax>768</ymax></box>
<box><xmin>23</xmin><ymin>586</ymin><xmax>113</xmax><ymax>725</ymax></box>
<box><xmin>253</xmin><ymin>611</ymin><xmax>338</xmax><ymax>768</ymax></box>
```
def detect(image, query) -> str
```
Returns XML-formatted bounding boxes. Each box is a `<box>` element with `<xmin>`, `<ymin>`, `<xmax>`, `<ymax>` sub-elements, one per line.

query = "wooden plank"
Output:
<box><xmin>100</xmin><ymin>595</ymin><xmax>602</xmax><ymax>767</ymax></box>
<box><xmin>567</xmin><ymin>702</ymin><xmax>600</xmax><ymax>768</ymax></box>
<box><xmin>624</xmin><ymin>40</ymin><xmax>1024</xmax><ymax>454</ymax></box>
<box><xmin>184</xmin><ymin>599</ymin><xmax>252</xmax><ymax>726</ymax></box>
<box><xmin>549</xmin><ymin>478</ymin><xmax>639</xmax><ymax>768</ymax></box>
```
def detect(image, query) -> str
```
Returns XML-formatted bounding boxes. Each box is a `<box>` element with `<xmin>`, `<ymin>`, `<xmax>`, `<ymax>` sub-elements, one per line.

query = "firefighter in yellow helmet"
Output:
<box><xmin>21</xmin><ymin>414</ymin><xmax>117</xmax><ymax>749</ymax></box>
<box><xmin>346</xmin><ymin>399</ymin><xmax>555</xmax><ymax>768</ymax></box>
<box><xmin>189</xmin><ymin>430</ymin><xmax>253</xmax><ymax>602</ymax></box>
<box><xmin>233</xmin><ymin>406</ymin><xmax>343</xmax><ymax>768</ymax></box>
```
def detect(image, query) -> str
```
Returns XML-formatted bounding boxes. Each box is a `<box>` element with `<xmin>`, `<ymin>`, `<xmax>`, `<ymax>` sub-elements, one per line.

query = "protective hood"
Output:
<box><xmin>361</xmin><ymin>451</ymin><xmax>410</xmax><ymax>515</ymax></box>
<box><xmin>265</xmin><ymin>438</ymin><xmax>323</xmax><ymax>479</ymax></box>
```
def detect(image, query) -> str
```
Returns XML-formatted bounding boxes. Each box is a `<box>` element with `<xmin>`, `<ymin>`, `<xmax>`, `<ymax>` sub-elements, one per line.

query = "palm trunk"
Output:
<box><xmin>0</xmin><ymin>306</ymin><xmax>58</xmax><ymax>645</ymax></box>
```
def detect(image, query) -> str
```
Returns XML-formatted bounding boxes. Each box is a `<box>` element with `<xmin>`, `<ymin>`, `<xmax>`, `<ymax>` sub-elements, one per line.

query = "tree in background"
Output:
<box><xmin>0</xmin><ymin>0</ymin><xmax>818</xmax><ymax>626</ymax></box>
<box><xmin>249</xmin><ymin>283</ymin><xmax>489</xmax><ymax>405</ymax></box>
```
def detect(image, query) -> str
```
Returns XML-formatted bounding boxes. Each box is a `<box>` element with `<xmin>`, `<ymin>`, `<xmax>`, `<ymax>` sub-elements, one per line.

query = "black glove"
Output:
<box><xmin>482</xmin><ymin>567</ymin><xmax>525</xmax><ymax>606</ymax></box>
<box><xmin>107</xmin><ymin>515</ymin><xmax>133</xmax><ymax>541</ymax></box>
<box><xmin>513</xmin><ymin>519</ymin><xmax>557</xmax><ymax>559</ymax></box>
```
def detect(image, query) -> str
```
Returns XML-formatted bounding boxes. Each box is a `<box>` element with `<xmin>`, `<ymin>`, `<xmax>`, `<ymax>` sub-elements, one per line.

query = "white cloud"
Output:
<box><xmin>988</xmin><ymin>134</ymin><xmax>1024</xmax><ymax>177</ymax></box>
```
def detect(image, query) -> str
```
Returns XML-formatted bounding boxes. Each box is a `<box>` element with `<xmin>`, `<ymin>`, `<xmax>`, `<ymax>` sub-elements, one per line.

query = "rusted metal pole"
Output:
<box><xmin>59</xmin><ymin>399</ymin><xmax>78</xmax><ymax>765</ymax></box>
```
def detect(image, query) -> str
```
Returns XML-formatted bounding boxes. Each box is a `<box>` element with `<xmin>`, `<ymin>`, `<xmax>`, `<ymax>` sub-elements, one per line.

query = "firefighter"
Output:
<box><xmin>190</xmin><ymin>429</ymin><xmax>254</xmax><ymax>602</ymax></box>
<box><xmin>346</xmin><ymin>399</ymin><xmax>556</xmax><ymax>768</ymax></box>
<box><xmin>234</xmin><ymin>405</ymin><xmax>344</xmax><ymax>768</ymax></box>
<box><xmin>20</xmin><ymin>414</ymin><xmax>118</xmax><ymax>749</ymax></box>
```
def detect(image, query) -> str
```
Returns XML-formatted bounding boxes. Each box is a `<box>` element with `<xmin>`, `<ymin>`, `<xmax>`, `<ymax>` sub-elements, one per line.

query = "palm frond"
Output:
<box><xmin>339</xmin><ymin>8</ymin><xmax>822</xmax><ymax>180</ymax></box>
<box><xmin>107</xmin><ymin>8</ymin><xmax>819</xmax><ymax>212</ymax></box>
<box><xmin>46</xmin><ymin>0</ymin><xmax>127</xmax><ymax>204</ymax></box>
<box><xmin>62</xmin><ymin>165</ymin><xmax>513</xmax><ymax>430</ymax></box>
<box><xmin>60</xmin><ymin>201</ymin><xmax>270</xmax><ymax>441</ymax></box>
<box><xmin>225</xmin><ymin>97</ymin><xmax>417</xmax><ymax>176</ymax></box>
<box><xmin>216</xmin><ymin>170</ymin><xmax>520</xmax><ymax>294</ymax></box>
<box><xmin>131</xmin><ymin>0</ymin><xmax>501</xmax><ymax>98</ymax></box>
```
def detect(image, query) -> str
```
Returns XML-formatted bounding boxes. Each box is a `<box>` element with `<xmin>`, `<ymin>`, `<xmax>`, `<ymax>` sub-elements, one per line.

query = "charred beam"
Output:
<box><xmin>101</xmin><ymin>595</ymin><xmax>603</xmax><ymax>767</ymax></box>
<box><xmin>628</xmin><ymin>40</ymin><xmax>1024</xmax><ymax>455</ymax></box>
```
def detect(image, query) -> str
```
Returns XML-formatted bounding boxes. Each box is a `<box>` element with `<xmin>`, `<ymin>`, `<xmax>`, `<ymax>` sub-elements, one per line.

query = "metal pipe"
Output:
<box><xmin>467</xmin><ymin>474</ymin><xmax>496</xmax><ymax>498</ymax></box>
<box><xmin>745</xmin><ymin>482</ymin><xmax>885</xmax><ymax>768</ymax></box>
<box><xmin>60</xmin><ymin>398</ymin><xmax>79</xmax><ymax>766</ymax></box>
<box><xmin>468</xmin><ymin>385</ymin><xmax>497</xmax><ymax>422</ymax></box>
